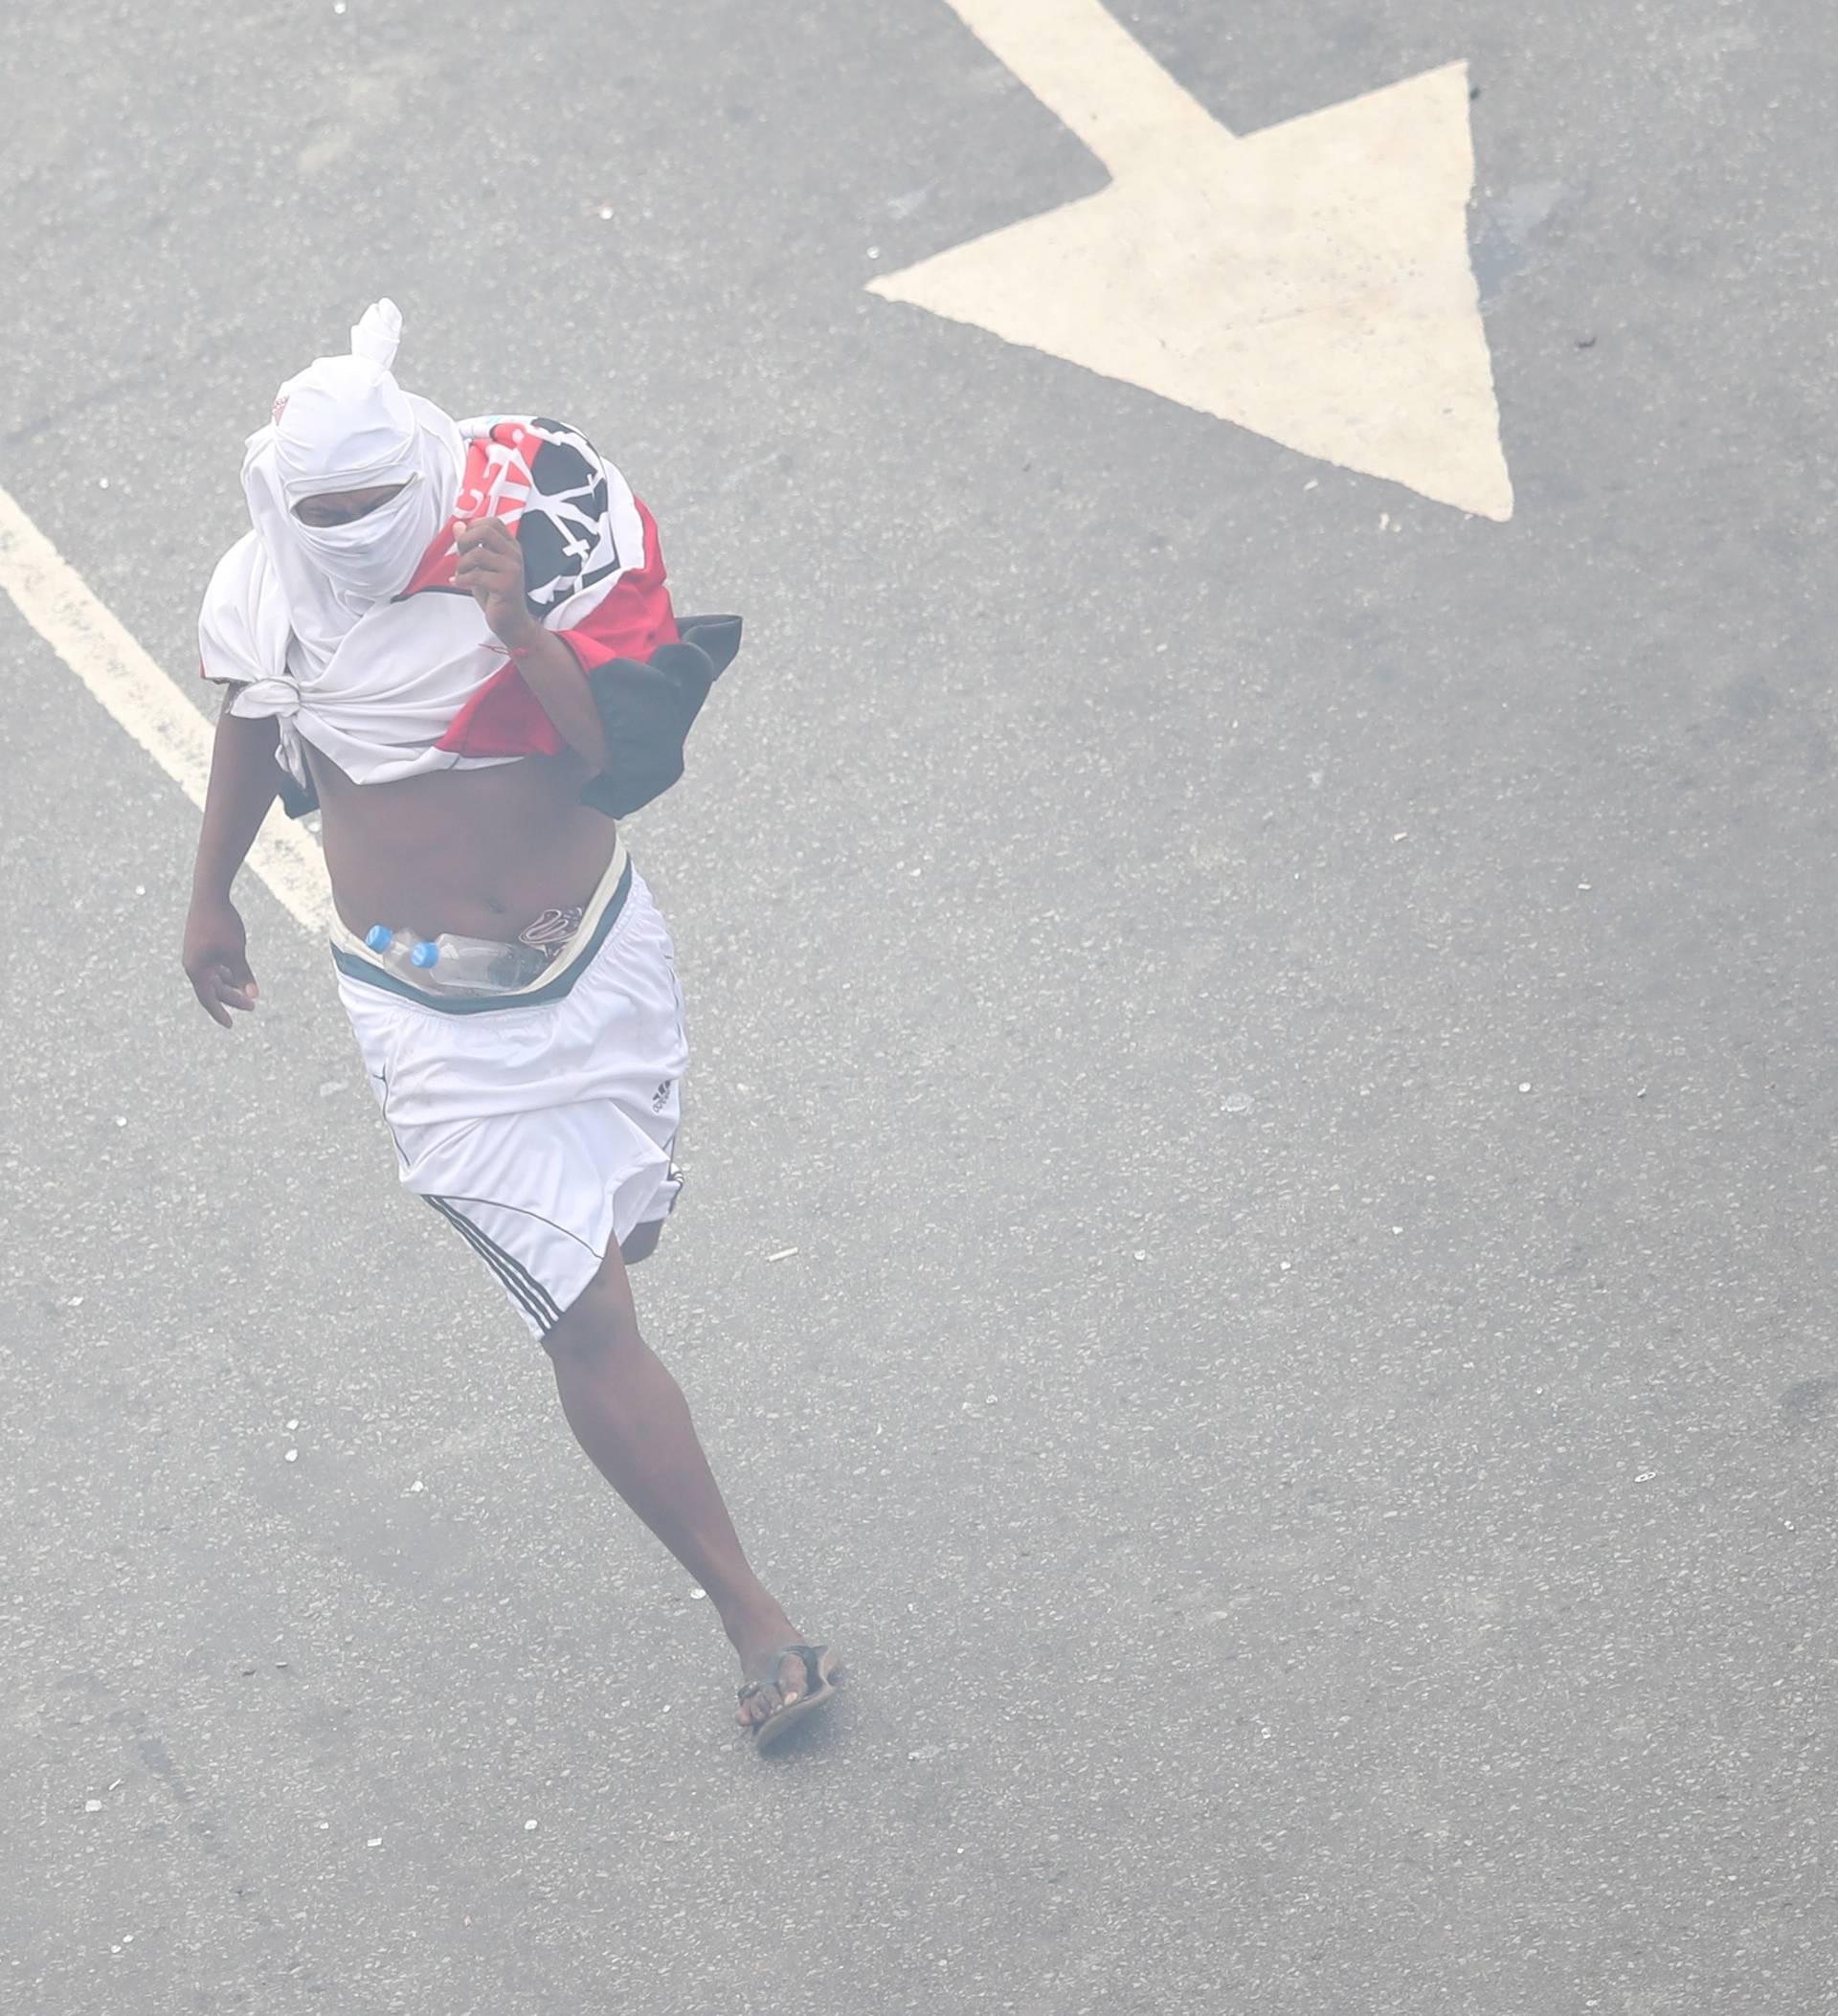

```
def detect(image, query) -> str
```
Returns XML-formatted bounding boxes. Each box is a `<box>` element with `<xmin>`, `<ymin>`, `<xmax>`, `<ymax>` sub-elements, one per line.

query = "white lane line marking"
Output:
<box><xmin>871</xmin><ymin>0</ymin><xmax>1513</xmax><ymax>520</ymax></box>
<box><xmin>0</xmin><ymin>482</ymin><xmax>333</xmax><ymax>936</ymax></box>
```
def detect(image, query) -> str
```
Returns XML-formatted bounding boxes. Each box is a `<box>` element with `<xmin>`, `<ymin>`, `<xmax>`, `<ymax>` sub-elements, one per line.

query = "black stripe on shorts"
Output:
<box><xmin>426</xmin><ymin>1196</ymin><xmax>565</xmax><ymax>1333</ymax></box>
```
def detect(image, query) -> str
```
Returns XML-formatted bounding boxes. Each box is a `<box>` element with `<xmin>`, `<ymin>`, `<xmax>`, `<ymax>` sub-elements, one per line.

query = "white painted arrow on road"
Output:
<box><xmin>869</xmin><ymin>0</ymin><xmax>1513</xmax><ymax>520</ymax></box>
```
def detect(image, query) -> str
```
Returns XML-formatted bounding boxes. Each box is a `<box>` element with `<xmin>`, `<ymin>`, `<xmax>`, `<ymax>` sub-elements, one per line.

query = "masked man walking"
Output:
<box><xmin>183</xmin><ymin>301</ymin><xmax>838</xmax><ymax>1748</ymax></box>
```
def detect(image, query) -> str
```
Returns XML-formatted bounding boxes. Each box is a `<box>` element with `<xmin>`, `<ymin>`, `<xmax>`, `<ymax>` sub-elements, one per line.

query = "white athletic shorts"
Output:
<box><xmin>332</xmin><ymin>841</ymin><xmax>686</xmax><ymax>1339</ymax></box>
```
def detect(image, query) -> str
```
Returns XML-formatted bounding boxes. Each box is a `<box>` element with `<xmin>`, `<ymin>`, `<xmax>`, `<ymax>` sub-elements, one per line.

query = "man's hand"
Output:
<box><xmin>453</xmin><ymin>515</ymin><xmax>536</xmax><ymax>650</ymax></box>
<box><xmin>452</xmin><ymin>513</ymin><xmax>609</xmax><ymax>769</ymax></box>
<box><xmin>183</xmin><ymin>897</ymin><xmax>258</xmax><ymax>1029</ymax></box>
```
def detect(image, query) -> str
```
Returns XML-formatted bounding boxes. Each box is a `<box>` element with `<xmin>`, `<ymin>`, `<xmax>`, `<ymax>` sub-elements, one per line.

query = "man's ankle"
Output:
<box><xmin>720</xmin><ymin>1593</ymin><xmax>796</xmax><ymax>1650</ymax></box>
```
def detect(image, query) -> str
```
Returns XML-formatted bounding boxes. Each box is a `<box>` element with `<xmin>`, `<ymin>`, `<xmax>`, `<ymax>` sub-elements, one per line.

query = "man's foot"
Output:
<box><xmin>731</xmin><ymin>1619</ymin><xmax>838</xmax><ymax>1737</ymax></box>
<box><xmin>733</xmin><ymin>1628</ymin><xmax>811</xmax><ymax>1731</ymax></box>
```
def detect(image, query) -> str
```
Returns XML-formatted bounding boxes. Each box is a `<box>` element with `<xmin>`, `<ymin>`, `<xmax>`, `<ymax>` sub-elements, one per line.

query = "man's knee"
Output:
<box><xmin>543</xmin><ymin>1271</ymin><xmax>643</xmax><ymax>1366</ymax></box>
<box><xmin>620</xmin><ymin>1219</ymin><xmax>663</xmax><ymax>1267</ymax></box>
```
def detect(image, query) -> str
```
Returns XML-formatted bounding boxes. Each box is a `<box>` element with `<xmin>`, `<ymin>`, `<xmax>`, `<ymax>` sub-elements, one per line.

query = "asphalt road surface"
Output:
<box><xmin>3</xmin><ymin>2</ymin><xmax>1834</xmax><ymax>2011</ymax></box>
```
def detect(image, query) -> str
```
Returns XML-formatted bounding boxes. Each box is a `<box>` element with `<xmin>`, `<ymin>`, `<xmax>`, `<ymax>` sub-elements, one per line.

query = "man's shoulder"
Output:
<box><xmin>199</xmin><ymin>528</ymin><xmax>284</xmax><ymax>683</ymax></box>
<box><xmin>204</xmin><ymin>526</ymin><xmax>264</xmax><ymax>599</ymax></box>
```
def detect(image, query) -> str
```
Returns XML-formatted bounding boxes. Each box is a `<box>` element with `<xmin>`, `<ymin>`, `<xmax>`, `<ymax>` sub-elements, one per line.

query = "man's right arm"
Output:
<box><xmin>183</xmin><ymin>698</ymin><xmax>282</xmax><ymax>1027</ymax></box>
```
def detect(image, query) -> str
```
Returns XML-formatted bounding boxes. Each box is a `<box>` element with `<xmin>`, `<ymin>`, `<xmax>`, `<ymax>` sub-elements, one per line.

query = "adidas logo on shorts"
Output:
<box><xmin>652</xmin><ymin>1079</ymin><xmax>672</xmax><ymax>1112</ymax></box>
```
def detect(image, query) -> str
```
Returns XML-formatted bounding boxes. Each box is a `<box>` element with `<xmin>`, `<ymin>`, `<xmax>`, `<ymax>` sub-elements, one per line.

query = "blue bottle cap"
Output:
<box><xmin>365</xmin><ymin>925</ymin><xmax>393</xmax><ymax>952</ymax></box>
<box><xmin>410</xmin><ymin>940</ymin><xmax>440</xmax><ymax>969</ymax></box>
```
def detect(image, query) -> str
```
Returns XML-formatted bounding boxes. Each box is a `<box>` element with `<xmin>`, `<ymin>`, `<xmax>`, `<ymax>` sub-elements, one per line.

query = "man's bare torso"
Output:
<box><xmin>308</xmin><ymin>743</ymin><xmax>619</xmax><ymax>943</ymax></box>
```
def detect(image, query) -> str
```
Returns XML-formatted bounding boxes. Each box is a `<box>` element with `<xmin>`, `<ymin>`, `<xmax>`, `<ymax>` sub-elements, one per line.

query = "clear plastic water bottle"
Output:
<box><xmin>363</xmin><ymin>925</ymin><xmax>549</xmax><ymax>996</ymax></box>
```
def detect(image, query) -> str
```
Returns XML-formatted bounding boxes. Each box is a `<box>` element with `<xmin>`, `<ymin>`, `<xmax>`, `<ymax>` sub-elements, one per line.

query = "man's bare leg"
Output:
<box><xmin>542</xmin><ymin>1242</ymin><xmax>814</xmax><ymax>1732</ymax></box>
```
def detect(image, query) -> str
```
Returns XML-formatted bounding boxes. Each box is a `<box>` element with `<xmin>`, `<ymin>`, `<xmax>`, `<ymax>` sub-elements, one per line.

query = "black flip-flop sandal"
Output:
<box><xmin>737</xmin><ymin>1644</ymin><xmax>841</xmax><ymax>1752</ymax></box>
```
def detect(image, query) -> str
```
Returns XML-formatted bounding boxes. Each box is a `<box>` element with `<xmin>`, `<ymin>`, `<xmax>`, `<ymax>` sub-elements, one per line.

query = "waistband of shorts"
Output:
<box><xmin>328</xmin><ymin>837</ymin><xmax>632</xmax><ymax>1016</ymax></box>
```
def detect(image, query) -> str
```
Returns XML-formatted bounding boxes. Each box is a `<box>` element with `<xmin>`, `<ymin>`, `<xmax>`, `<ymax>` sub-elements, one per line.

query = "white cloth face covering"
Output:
<box><xmin>242</xmin><ymin>300</ymin><xmax>465</xmax><ymax>648</ymax></box>
<box><xmin>289</xmin><ymin>468</ymin><xmax>437</xmax><ymax>611</ymax></box>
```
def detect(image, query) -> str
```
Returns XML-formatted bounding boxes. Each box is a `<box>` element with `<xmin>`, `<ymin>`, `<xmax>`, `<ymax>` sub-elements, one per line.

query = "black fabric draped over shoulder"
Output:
<box><xmin>577</xmin><ymin>614</ymin><xmax>742</xmax><ymax>819</ymax></box>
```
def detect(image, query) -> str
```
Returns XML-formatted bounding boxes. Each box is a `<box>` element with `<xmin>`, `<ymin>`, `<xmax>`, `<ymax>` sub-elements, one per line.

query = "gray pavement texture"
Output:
<box><xmin>2</xmin><ymin>0</ymin><xmax>1834</xmax><ymax>2010</ymax></box>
